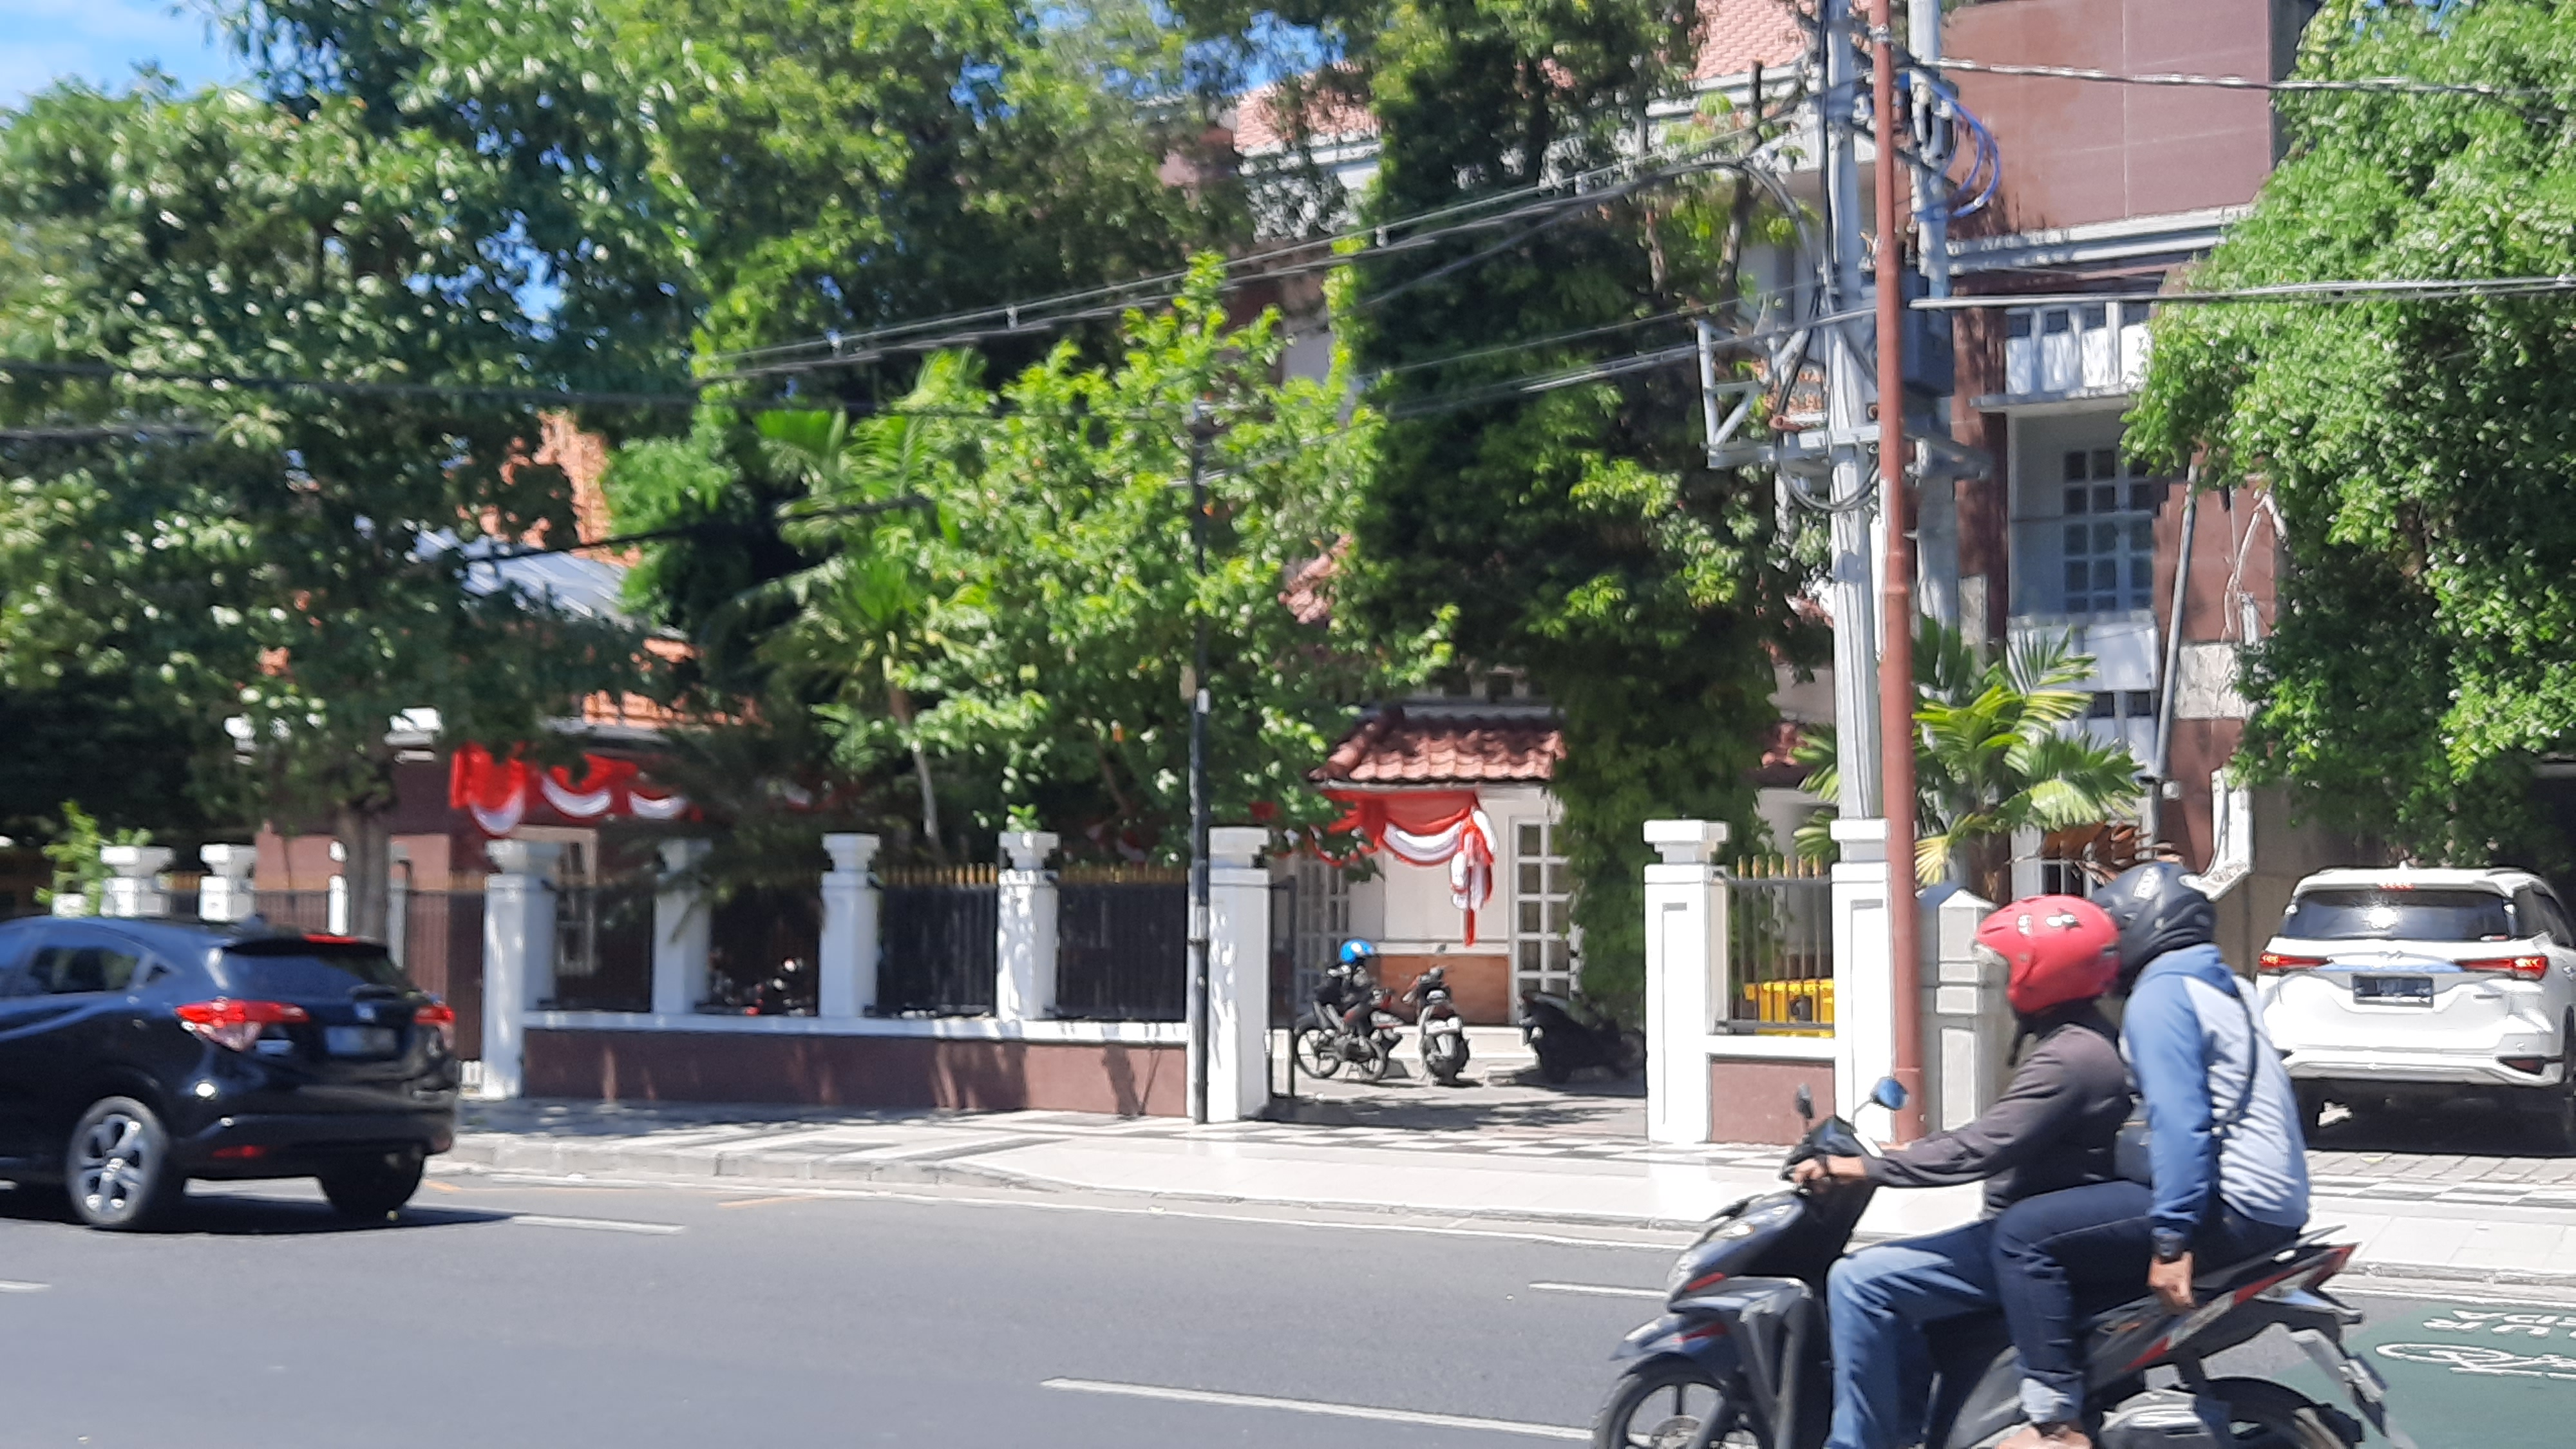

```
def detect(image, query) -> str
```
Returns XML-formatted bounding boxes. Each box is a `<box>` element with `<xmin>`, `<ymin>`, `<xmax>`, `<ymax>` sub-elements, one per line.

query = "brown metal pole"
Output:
<box><xmin>1871</xmin><ymin>0</ymin><xmax>1926</xmax><ymax>1141</ymax></box>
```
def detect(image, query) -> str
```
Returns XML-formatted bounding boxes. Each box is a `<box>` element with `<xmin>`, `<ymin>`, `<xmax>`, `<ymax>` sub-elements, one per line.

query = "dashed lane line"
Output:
<box><xmin>1039</xmin><ymin>1378</ymin><xmax>1587</xmax><ymax>1441</ymax></box>
<box><xmin>0</xmin><ymin>1281</ymin><xmax>48</xmax><ymax>1293</ymax></box>
<box><xmin>508</xmin><ymin>1214</ymin><xmax>685</xmax><ymax>1236</ymax></box>
<box><xmin>1530</xmin><ymin>1281</ymin><xmax>1665</xmax><ymax>1300</ymax></box>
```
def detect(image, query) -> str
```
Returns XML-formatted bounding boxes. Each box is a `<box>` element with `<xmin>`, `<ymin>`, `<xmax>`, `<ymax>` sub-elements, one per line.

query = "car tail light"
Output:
<box><xmin>415</xmin><ymin>1002</ymin><xmax>456</xmax><ymax>1049</ymax></box>
<box><xmin>2258</xmin><ymin>952</ymin><xmax>2326</xmax><ymax>974</ymax></box>
<box><xmin>176</xmin><ymin>999</ymin><xmax>310</xmax><ymax>1052</ymax></box>
<box><xmin>2499</xmin><ymin>1056</ymin><xmax>2551</xmax><ymax>1075</ymax></box>
<box><xmin>2461</xmin><ymin>955</ymin><xmax>2550</xmax><ymax>981</ymax></box>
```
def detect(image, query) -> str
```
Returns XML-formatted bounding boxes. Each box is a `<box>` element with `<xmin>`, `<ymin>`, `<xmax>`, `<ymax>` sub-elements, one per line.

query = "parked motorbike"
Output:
<box><xmin>1406</xmin><ymin>967</ymin><xmax>1472</xmax><ymax>1086</ymax></box>
<box><xmin>1296</xmin><ymin>983</ymin><xmax>1404</xmax><ymax>1084</ymax></box>
<box><xmin>1520</xmin><ymin>989</ymin><xmax>1645</xmax><ymax>1084</ymax></box>
<box><xmin>1593</xmin><ymin>1079</ymin><xmax>2412</xmax><ymax>1449</ymax></box>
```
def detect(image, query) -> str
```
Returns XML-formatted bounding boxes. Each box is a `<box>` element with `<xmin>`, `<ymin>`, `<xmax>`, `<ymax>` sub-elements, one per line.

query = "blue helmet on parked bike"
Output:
<box><xmin>1338</xmin><ymin>938</ymin><xmax>1379</xmax><ymax>967</ymax></box>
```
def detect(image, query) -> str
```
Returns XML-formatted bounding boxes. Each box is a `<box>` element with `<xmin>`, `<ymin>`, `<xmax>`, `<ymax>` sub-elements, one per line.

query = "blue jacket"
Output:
<box><xmin>2121</xmin><ymin>943</ymin><xmax>2311</xmax><ymax>1256</ymax></box>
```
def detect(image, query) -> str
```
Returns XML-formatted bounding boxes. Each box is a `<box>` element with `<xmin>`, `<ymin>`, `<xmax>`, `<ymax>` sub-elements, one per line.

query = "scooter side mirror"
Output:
<box><xmin>1870</xmin><ymin>1077</ymin><xmax>1908</xmax><ymax>1112</ymax></box>
<box><xmin>1794</xmin><ymin>1084</ymin><xmax>1815</xmax><ymax>1124</ymax></box>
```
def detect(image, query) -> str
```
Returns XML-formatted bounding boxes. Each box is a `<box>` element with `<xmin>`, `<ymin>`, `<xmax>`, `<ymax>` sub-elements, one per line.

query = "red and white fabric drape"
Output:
<box><xmin>1321</xmin><ymin>788</ymin><xmax>1495</xmax><ymax>945</ymax></box>
<box><xmin>449</xmin><ymin>744</ymin><xmax>690</xmax><ymax>837</ymax></box>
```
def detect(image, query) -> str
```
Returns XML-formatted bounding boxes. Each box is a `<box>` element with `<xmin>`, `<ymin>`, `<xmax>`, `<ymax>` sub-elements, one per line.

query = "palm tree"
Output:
<box><xmin>750</xmin><ymin>355</ymin><xmax>978</xmax><ymax>859</ymax></box>
<box><xmin>1795</xmin><ymin>619</ymin><xmax>2143</xmax><ymax>900</ymax></box>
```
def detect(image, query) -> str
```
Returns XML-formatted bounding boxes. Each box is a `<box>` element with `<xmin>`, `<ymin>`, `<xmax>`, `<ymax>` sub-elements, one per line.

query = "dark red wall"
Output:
<box><xmin>1709</xmin><ymin>1057</ymin><xmax>1839</xmax><ymax>1145</ymax></box>
<box><xmin>524</xmin><ymin>1030</ymin><xmax>1186</xmax><ymax>1117</ymax></box>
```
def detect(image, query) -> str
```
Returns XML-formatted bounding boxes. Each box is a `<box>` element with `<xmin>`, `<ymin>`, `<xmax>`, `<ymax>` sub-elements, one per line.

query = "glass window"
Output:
<box><xmin>215</xmin><ymin>937</ymin><xmax>412</xmax><ymax>997</ymax></box>
<box><xmin>29</xmin><ymin>943</ymin><xmax>142</xmax><ymax>994</ymax></box>
<box><xmin>2280</xmin><ymin>889</ymin><xmax>2517</xmax><ymax>943</ymax></box>
<box><xmin>2062</xmin><ymin>451</ymin><xmax>2087</xmax><ymax>483</ymax></box>
<box><xmin>2007</xmin><ymin>311</ymin><xmax>2032</xmax><ymax>339</ymax></box>
<box><xmin>1511</xmin><ymin>820</ymin><xmax>1574</xmax><ymax>998</ymax></box>
<box><xmin>2124</xmin><ymin>690</ymin><xmax>2155</xmax><ymax>718</ymax></box>
<box><xmin>2090</xmin><ymin>448</ymin><xmax>2117</xmax><ymax>479</ymax></box>
<box><xmin>2047</xmin><ymin>446</ymin><xmax>2161</xmax><ymax>616</ymax></box>
<box><xmin>2042</xmin><ymin>309</ymin><xmax>2072</xmax><ymax>335</ymax></box>
<box><xmin>2088</xmin><ymin>692</ymin><xmax>2116</xmax><ymax>719</ymax></box>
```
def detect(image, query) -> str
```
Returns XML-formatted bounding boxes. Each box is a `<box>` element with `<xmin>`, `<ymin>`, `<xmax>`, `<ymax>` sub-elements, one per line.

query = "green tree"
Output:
<box><xmin>1797</xmin><ymin>621</ymin><xmax>2143</xmax><ymax>901</ymax></box>
<box><xmin>1284</xmin><ymin>1</ymin><xmax>1814</xmax><ymax>1009</ymax></box>
<box><xmin>2128</xmin><ymin>0</ymin><xmax>2576</xmax><ymax>862</ymax></box>
<box><xmin>0</xmin><ymin>4</ymin><xmax>682</xmax><ymax>936</ymax></box>
<box><xmin>778</xmin><ymin>261</ymin><xmax>1437</xmax><ymax>856</ymax></box>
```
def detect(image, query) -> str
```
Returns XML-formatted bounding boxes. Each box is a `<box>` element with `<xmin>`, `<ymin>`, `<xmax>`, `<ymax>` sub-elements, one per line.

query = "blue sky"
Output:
<box><xmin>0</xmin><ymin>0</ymin><xmax>240</xmax><ymax>106</ymax></box>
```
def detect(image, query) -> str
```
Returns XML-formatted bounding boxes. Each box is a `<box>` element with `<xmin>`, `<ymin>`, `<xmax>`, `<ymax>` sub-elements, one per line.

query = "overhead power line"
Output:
<box><xmin>1916</xmin><ymin>53</ymin><xmax>2555</xmax><ymax>104</ymax></box>
<box><xmin>1909</xmin><ymin>276</ymin><xmax>2576</xmax><ymax>310</ymax></box>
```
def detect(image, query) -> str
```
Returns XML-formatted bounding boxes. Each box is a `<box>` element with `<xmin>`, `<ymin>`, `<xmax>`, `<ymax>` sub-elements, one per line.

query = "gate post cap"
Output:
<box><xmin>998</xmin><ymin>831</ymin><xmax>1058</xmax><ymax>871</ymax></box>
<box><xmin>1643</xmin><ymin>820</ymin><xmax>1728</xmax><ymax>865</ymax></box>
<box><xmin>822</xmin><ymin>833</ymin><xmax>882</xmax><ymax>875</ymax></box>
<box><xmin>99</xmin><ymin>844</ymin><xmax>176</xmax><ymax>878</ymax></box>
<box><xmin>199</xmin><ymin>843</ymin><xmax>257</xmax><ymax>878</ymax></box>
<box><xmin>1208</xmin><ymin>826</ymin><xmax>1268</xmax><ymax>869</ymax></box>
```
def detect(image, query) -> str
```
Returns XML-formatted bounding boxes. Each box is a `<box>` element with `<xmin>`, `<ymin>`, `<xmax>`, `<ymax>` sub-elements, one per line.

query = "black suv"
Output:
<box><xmin>0</xmin><ymin>917</ymin><xmax>459</xmax><ymax>1229</ymax></box>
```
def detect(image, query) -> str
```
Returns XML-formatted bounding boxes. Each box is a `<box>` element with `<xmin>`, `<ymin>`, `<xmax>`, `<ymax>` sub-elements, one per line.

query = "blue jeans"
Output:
<box><xmin>1989</xmin><ymin>1180</ymin><xmax>2301</xmax><ymax>1425</ymax></box>
<box><xmin>1826</xmin><ymin>1221</ymin><xmax>2002</xmax><ymax>1449</ymax></box>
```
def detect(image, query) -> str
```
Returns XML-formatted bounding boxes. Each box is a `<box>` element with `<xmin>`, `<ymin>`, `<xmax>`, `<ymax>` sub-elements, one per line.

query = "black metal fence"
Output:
<box><xmin>1723</xmin><ymin>857</ymin><xmax>1834</xmax><ymax>1037</ymax></box>
<box><xmin>402</xmin><ymin>887</ymin><xmax>486</xmax><ymax>1061</ymax></box>
<box><xmin>252</xmin><ymin>889</ymin><xmax>334</xmax><ymax>933</ymax></box>
<box><xmin>706</xmin><ymin>885</ymin><xmax>824</xmax><ymax>1015</ymax></box>
<box><xmin>549</xmin><ymin>881</ymin><xmax>656</xmax><ymax>1012</ymax></box>
<box><xmin>1054</xmin><ymin>866</ymin><xmax>1187</xmax><ymax>1021</ymax></box>
<box><xmin>877</xmin><ymin>864</ymin><xmax>998</xmax><ymax>1016</ymax></box>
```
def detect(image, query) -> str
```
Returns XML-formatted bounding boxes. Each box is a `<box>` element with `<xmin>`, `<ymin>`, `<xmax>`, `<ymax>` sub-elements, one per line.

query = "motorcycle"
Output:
<box><xmin>1594</xmin><ymin>1079</ymin><xmax>2412</xmax><ymax>1449</ymax></box>
<box><xmin>1407</xmin><ymin>966</ymin><xmax>1472</xmax><ymax>1086</ymax></box>
<box><xmin>1521</xmin><ymin>989</ymin><xmax>1645</xmax><ymax>1084</ymax></box>
<box><xmin>1296</xmin><ymin>983</ymin><xmax>1405</xmax><ymax>1084</ymax></box>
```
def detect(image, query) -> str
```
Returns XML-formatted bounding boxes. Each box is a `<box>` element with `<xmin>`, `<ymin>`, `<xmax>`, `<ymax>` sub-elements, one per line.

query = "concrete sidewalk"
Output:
<box><xmin>446</xmin><ymin>1096</ymin><xmax>2576</xmax><ymax>1289</ymax></box>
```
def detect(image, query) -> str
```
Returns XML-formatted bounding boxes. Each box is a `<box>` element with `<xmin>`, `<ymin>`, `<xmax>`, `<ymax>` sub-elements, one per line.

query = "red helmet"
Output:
<box><xmin>1978</xmin><ymin>895</ymin><xmax>2119</xmax><ymax>1016</ymax></box>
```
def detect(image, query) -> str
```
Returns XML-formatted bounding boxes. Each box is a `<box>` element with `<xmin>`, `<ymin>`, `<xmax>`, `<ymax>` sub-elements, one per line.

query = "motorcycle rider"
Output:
<box><xmin>1791</xmin><ymin>896</ymin><xmax>2132</xmax><ymax>1449</ymax></box>
<box><xmin>1313</xmin><ymin>939</ymin><xmax>1379</xmax><ymax>1040</ymax></box>
<box><xmin>1986</xmin><ymin>862</ymin><xmax>2311</xmax><ymax>1449</ymax></box>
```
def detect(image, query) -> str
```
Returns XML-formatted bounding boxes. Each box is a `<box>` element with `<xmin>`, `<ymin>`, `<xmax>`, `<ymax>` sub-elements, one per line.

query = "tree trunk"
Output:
<box><xmin>333</xmin><ymin>801</ymin><xmax>395</xmax><ymax>943</ymax></box>
<box><xmin>887</xmin><ymin>685</ymin><xmax>944</xmax><ymax>862</ymax></box>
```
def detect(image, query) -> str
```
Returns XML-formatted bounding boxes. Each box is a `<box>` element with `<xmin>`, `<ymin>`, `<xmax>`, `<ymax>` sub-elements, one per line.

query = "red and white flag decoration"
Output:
<box><xmin>1320</xmin><ymin>788</ymin><xmax>1495</xmax><ymax>945</ymax></box>
<box><xmin>449</xmin><ymin>744</ymin><xmax>690</xmax><ymax>837</ymax></box>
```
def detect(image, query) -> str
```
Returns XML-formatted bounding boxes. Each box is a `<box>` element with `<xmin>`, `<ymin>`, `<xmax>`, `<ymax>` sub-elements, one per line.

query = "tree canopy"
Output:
<box><xmin>0</xmin><ymin>2</ymin><xmax>686</xmax><ymax>931</ymax></box>
<box><xmin>2128</xmin><ymin>0</ymin><xmax>2576</xmax><ymax>863</ymax></box>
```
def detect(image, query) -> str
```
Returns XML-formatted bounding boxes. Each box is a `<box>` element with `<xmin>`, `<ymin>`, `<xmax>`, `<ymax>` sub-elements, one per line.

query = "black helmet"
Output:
<box><xmin>2095</xmin><ymin>861</ymin><xmax>2217</xmax><ymax>985</ymax></box>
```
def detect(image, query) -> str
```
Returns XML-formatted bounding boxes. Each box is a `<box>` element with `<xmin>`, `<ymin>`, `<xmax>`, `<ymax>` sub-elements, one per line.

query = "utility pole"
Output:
<box><xmin>1820</xmin><ymin>0</ymin><xmax>1882</xmax><ymax>818</ymax></box>
<box><xmin>1871</xmin><ymin>0</ymin><xmax>1926</xmax><ymax>1140</ymax></box>
<box><xmin>1184</xmin><ymin>406</ymin><xmax>1215</xmax><ymax>1126</ymax></box>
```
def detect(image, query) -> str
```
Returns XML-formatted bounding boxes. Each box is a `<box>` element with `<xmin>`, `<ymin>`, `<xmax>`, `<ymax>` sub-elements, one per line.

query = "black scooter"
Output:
<box><xmin>1520</xmin><ymin>989</ymin><xmax>1645</xmax><ymax>1084</ymax></box>
<box><xmin>1595</xmin><ymin>1079</ymin><xmax>2414</xmax><ymax>1449</ymax></box>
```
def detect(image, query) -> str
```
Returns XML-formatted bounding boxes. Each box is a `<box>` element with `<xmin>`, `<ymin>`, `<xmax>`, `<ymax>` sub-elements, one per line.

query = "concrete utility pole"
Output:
<box><xmin>1820</xmin><ymin>0</ymin><xmax>1882</xmax><ymax>818</ymax></box>
<box><xmin>1871</xmin><ymin>0</ymin><xmax>1926</xmax><ymax>1140</ymax></box>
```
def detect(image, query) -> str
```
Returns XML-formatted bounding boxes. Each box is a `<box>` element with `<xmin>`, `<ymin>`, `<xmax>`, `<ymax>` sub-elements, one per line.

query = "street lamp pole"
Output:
<box><xmin>1870</xmin><ymin>0</ymin><xmax>1926</xmax><ymax>1141</ymax></box>
<box><xmin>1185</xmin><ymin>404</ymin><xmax>1215</xmax><ymax>1126</ymax></box>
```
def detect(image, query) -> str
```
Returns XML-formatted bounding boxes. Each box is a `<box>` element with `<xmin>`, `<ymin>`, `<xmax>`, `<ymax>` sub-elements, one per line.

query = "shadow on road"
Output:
<box><xmin>1271</xmin><ymin>1062</ymin><xmax>1647</xmax><ymax>1133</ymax></box>
<box><xmin>2305</xmin><ymin>1095</ymin><xmax>2575</xmax><ymax>1160</ymax></box>
<box><xmin>0</xmin><ymin>1181</ymin><xmax>511</xmax><ymax>1235</ymax></box>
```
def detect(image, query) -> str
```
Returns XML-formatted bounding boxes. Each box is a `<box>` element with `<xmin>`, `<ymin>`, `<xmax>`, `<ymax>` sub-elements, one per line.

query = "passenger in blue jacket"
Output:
<box><xmin>1987</xmin><ymin>863</ymin><xmax>2312</xmax><ymax>1449</ymax></box>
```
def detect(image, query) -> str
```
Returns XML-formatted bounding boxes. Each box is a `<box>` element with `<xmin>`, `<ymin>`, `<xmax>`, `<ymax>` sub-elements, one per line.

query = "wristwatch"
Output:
<box><xmin>2152</xmin><ymin>1230</ymin><xmax>2190</xmax><ymax>1264</ymax></box>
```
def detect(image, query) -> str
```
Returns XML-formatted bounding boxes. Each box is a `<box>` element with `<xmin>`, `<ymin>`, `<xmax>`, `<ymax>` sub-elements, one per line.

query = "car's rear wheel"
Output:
<box><xmin>66</xmin><ymin>1096</ymin><xmax>183</xmax><ymax>1231</ymax></box>
<box><xmin>319</xmin><ymin>1152</ymin><xmax>426</xmax><ymax>1221</ymax></box>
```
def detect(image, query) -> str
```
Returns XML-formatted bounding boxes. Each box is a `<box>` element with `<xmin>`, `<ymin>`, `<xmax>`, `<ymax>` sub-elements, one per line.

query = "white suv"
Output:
<box><xmin>2258</xmin><ymin>867</ymin><xmax>2576</xmax><ymax>1148</ymax></box>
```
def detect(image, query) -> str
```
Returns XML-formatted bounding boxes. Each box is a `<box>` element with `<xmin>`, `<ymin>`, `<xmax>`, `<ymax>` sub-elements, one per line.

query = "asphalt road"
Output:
<box><xmin>1</xmin><ymin>1170</ymin><xmax>2566</xmax><ymax>1449</ymax></box>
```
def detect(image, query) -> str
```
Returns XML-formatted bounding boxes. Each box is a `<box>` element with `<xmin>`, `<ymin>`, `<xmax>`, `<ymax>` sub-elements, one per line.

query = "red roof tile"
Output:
<box><xmin>1314</xmin><ymin>708</ymin><xmax>1564</xmax><ymax>785</ymax></box>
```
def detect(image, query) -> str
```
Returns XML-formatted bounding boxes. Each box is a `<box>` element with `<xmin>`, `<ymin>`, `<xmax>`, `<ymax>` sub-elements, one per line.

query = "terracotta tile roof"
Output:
<box><xmin>1314</xmin><ymin>707</ymin><xmax>1564</xmax><ymax>785</ymax></box>
<box><xmin>1231</xmin><ymin>2</ymin><xmax>1803</xmax><ymax>153</ymax></box>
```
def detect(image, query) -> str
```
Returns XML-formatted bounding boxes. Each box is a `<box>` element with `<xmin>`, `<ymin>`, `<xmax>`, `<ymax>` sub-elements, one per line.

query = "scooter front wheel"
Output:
<box><xmin>1296</xmin><ymin>1028</ymin><xmax>1342</xmax><ymax>1079</ymax></box>
<box><xmin>1592</xmin><ymin>1358</ymin><xmax>1750</xmax><ymax>1449</ymax></box>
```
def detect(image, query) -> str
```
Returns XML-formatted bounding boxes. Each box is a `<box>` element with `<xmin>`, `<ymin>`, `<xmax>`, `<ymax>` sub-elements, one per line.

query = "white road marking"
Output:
<box><xmin>508</xmin><ymin>1213</ymin><xmax>685</xmax><ymax>1236</ymax></box>
<box><xmin>1039</xmin><ymin>1378</ymin><xmax>1587</xmax><ymax>1441</ymax></box>
<box><xmin>446</xmin><ymin>1167</ymin><xmax>1676</xmax><ymax>1249</ymax></box>
<box><xmin>1530</xmin><ymin>1280</ymin><xmax>1665</xmax><ymax>1300</ymax></box>
<box><xmin>0</xmin><ymin>1280</ymin><xmax>48</xmax><ymax>1293</ymax></box>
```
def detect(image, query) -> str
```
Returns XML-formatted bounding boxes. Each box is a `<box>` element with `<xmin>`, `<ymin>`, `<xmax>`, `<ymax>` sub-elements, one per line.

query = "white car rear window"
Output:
<box><xmin>2280</xmin><ymin>887</ymin><xmax>2516</xmax><ymax>943</ymax></box>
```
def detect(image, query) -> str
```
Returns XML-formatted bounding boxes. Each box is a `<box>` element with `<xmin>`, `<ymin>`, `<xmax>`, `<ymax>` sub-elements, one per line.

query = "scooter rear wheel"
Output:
<box><xmin>2198</xmin><ymin>1376</ymin><xmax>2350</xmax><ymax>1449</ymax></box>
<box><xmin>1354</xmin><ymin>1036</ymin><xmax>1395</xmax><ymax>1084</ymax></box>
<box><xmin>1592</xmin><ymin>1358</ymin><xmax>1750</xmax><ymax>1449</ymax></box>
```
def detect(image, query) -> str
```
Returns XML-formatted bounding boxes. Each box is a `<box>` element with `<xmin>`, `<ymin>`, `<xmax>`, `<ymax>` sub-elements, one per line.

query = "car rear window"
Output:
<box><xmin>213</xmin><ymin>936</ymin><xmax>415</xmax><ymax>997</ymax></box>
<box><xmin>2280</xmin><ymin>887</ymin><xmax>2518</xmax><ymax>943</ymax></box>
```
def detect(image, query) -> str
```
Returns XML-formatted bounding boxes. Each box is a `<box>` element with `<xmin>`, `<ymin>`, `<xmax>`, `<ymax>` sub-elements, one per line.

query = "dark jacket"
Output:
<box><xmin>1862</xmin><ymin>1005</ymin><xmax>2134</xmax><ymax>1217</ymax></box>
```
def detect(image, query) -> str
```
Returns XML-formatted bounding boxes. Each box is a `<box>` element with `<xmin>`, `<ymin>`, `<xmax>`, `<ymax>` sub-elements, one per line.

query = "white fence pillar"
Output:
<box><xmin>996</xmin><ymin>831</ymin><xmax>1060</xmax><ymax>1021</ymax></box>
<box><xmin>198</xmin><ymin>844</ymin><xmax>257</xmax><ymax>923</ymax></box>
<box><xmin>1206</xmin><ymin>826</ymin><xmax>1273</xmax><ymax>1123</ymax></box>
<box><xmin>481</xmin><ymin>838</ymin><xmax>563</xmax><ymax>1100</ymax></box>
<box><xmin>1920</xmin><ymin>884</ymin><xmax>2007</xmax><ymax>1132</ymax></box>
<box><xmin>819</xmin><ymin>833</ymin><xmax>883</xmax><ymax>1019</ymax></box>
<box><xmin>98</xmin><ymin>845</ymin><xmax>175</xmax><ymax>919</ymax></box>
<box><xmin>1830</xmin><ymin>818</ymin><xmax>1894</xmax><ymax>1117</ymax></box>
<box><xmin>327</xmin><ymin>840</ymin><xmax>350</xmax><ymax>936</ymax></box>
<box><xmin>651</xmin><ymin>838</ymin><xmax>715</xmax><ymax>1017</ymax></box>
<box><xmin>1643</xmin><ymin>820</ymin><xmax>1729</xmax><ymax>1146</ymax></box>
